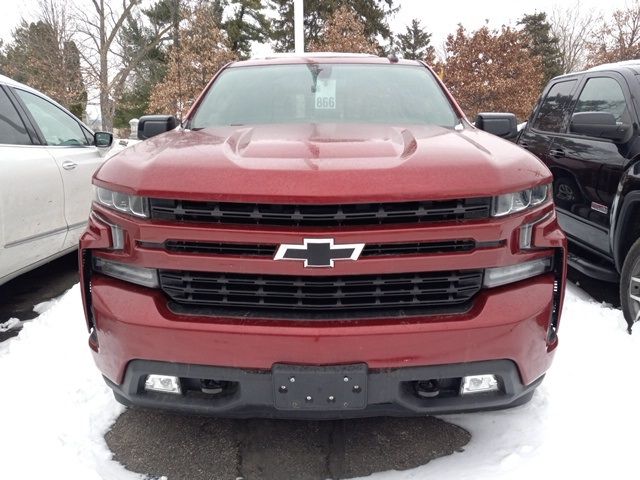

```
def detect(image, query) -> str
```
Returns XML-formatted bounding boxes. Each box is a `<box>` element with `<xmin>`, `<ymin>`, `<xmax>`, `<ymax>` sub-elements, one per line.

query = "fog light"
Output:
<box><xmin>144</xmin><ymin>374</ymin><xmax>181</xmax><ymax>394</ymax></box>
<box><xmin>460</xmin><ymin>374</ymin><xmax>499</xmax><ymax>395</ymax></box>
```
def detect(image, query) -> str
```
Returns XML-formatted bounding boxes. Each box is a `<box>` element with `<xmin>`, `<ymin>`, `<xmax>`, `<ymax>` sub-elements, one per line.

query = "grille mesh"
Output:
<box><xmin>153</xmin><ymin>239</ymin><xmax>476</xmax><ymax>257</ymax></box>
<box><xmin>159</xmin><ymin>269</ymin><xmax>483</xmax><ymax>317</ymax></box>
<box><xmin>149</xmin><ymin>198</ymin><xmax>491</xmax><ymax>227</ymax></box>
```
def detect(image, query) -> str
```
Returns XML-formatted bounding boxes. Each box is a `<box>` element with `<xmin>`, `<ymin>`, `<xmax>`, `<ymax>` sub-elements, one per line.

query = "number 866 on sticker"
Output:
<box><xmin>316</xmin><ymin>96</ymin><xmax>336</xmax><ymax>109</ymax></box>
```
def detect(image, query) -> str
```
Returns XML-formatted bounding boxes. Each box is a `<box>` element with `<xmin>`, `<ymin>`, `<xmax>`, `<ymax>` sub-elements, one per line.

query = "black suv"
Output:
<box><xmin>479</xmin><ymin>60</ymin><xmax>640</xmax><ymax>331</ymax></box>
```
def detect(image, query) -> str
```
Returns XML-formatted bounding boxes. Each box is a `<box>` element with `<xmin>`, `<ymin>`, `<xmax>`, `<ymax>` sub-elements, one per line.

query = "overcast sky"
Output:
<box><xmin>390</xmin><ymin>0</ymin><xmax>628</xmax><ymax>47</ymax></box>
<box><xmin>0</xmin><ymin>0</ymin><xmax>631</xmax><ymax>49</ymax></box>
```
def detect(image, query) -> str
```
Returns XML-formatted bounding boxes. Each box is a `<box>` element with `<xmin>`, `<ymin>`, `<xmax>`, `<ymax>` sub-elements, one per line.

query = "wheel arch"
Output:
<box><xmin>612</xmin><ymin>160</ymin><xmax>640</xmax><ymax>271</ymax></box>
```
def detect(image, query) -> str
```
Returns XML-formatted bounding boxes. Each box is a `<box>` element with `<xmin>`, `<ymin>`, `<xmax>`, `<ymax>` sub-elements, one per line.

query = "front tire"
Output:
<box><xmin>620</xmin><ymin>237</ymin><xmax>640</xmax><ymax>332</ymax></box>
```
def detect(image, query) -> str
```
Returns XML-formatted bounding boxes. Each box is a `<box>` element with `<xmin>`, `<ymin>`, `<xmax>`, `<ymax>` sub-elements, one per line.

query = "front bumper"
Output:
<box><xmin>80</xmin><ymin>201</ymin><xmax>565</xmax><ymax>417</ymax></box>
<box><xmin>88</xmin><ymin>272</ymin><xmax>557</xmax><ymax>415</ymax></box>
<box><xmin>108</xmin><ymin>359</ymin><xmax>541</xmax><ymax>419</ymax></box>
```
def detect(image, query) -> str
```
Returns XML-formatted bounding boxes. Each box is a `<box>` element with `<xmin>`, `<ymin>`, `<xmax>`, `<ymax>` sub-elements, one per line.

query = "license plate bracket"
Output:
<box><xmin>272</xmin><ymin>364</ymin><xmax>368</xmax><ymax>411</ymax></box>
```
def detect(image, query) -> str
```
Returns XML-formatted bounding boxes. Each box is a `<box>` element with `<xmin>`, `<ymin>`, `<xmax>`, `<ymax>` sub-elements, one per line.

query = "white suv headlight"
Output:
<box><xmin>94</xmin><ymin>186</ymin><xmax>149</xmax><ymax>218</ymax></box>
<box><xmin>492</xmin><ymin>184</ymin><xmax>551</xmax><ymax>217</ymax></box>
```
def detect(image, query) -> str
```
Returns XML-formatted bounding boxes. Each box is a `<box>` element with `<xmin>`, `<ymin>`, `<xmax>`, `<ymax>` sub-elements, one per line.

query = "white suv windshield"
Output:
<box><xmin>190</xmin><ymin>64</ymin><xmax>459</xmax><ymax>128</ymax></box>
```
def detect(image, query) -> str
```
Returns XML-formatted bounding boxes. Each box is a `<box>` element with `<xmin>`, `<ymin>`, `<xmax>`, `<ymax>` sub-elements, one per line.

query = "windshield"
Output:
<box><xmin>189</xmin><ymin>64</ymin><xmax>459</xmax><ymax>128</ymax></box>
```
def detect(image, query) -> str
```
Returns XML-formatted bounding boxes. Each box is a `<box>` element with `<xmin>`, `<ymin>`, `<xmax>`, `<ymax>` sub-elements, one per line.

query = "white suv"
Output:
<box><xmin>0</xmin><ymin>75</ymin><xmax>113</xmax><ymax>285</ymax></box>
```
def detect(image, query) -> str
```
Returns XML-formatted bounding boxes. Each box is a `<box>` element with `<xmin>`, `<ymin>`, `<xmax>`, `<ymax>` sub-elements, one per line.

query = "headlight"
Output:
<box><xmin>94</xmin><ymin>186</ymin><xmax>149</xmax><ymax>218</ymax></box>
<box><xmin>92</xmin><ymin>257</ymin><xmax>159</xmax><ymax>288</ymax></box>
<box><xmin>483</xmin><ymin>257</ymin><xmax>552</xmax><ymax>288</ymax></box>
<box><xmin>492</xmin><ymin>184</ymin><xmax>551</xmax><ymax>217</ymax></box>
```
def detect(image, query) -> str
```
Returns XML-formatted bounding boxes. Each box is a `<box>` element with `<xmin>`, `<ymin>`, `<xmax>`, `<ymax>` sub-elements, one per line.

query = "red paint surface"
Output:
<box><xmin>90</xmin><ymin>274</ymin><xmax>557</xmax><ymax>387</ymax></box>
<box><xmin>95</xmin><ymin>123</ymin><xmax>550</xmax><ymax>202</ymax></box>
<box><xmin>80</xmin><ymin>56</ymin><xmax>567</xmax><ymax>392</ymax></box>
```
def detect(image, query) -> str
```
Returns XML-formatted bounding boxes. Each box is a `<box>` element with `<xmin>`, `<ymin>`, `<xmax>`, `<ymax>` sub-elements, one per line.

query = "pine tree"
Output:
<box><xmin>397</xmin><ymin>19</ymin><xmax>436</xmax><ymax>64</ymax></box>
<box><xmin>113</xmin><ymin>0</ymin><xmax>177</xmax><ymax>128</ymax></box>
<box><xmin>149</xmin><ymin>4</ymin><xmax>236</xmax><ymax>118</ymax></box>
<box><xmin>443</xmin><ymin>25</ymin><xmax>544</xmax><ymax>121</ymax></box>
<box><xmin>0</xmin><ymin>41</ymin><xmax>5</xmax><ymax>75</ymax></box>
<box><xmin>1</xmin><ymin>20</ymin><xmax>86</xmax><ymax>115</ymax></box>
<box><xmin>518</xmin><ymin>12</ymin><xmax>562</xmax><ymax>83</ymax></box>
<box><xmin>269</xmin><ymin>0</ymin><xmax>397</xmax><ymax>53</ymax></box>
<box><xmin>224</xmin><ymin>0</ymin><xmax>272</xmax><ymax>59</ymax></box>
<box><xmin>62</xmin><ymin>41</ymin><xmax>87</xmax><ymax>118</ymax></box>
<box><xmin>308</xmin><ymin>5</ymin><xmax>377</xmax><ymax>54</ymax></box>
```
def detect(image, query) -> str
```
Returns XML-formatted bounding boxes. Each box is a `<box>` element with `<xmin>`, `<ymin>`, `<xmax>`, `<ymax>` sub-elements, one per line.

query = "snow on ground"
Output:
<box><xmin>0</xmin><ymin>317</ymin><xmax>21</xmax><ymax>332</ymax></box>
<box><xmin>375</xmin><ymin>284</ymin><xmax>640</xmax><ymax>480</ymax></box>
<box><xmin>1</xmin><ymin>282</ymin><xmax>639</xmax><ymax>480</ymax></box>
<box><xmin>0</xmin><ymin>285</ymin><xmax>139</xmax><ymax>480</ymax></box>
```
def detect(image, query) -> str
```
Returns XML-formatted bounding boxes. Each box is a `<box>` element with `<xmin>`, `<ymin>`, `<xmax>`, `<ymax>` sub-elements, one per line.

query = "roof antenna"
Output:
<box><xmin>387</xmin><ymin>51</ymin><xmax>399</xmax><ymax>64</ymax></box>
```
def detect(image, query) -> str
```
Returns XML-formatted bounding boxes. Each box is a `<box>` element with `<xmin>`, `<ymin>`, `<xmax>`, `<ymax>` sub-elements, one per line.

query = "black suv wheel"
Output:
<box><xmin>621</xmin><ymin>237</ymin><xmax>640</xmax><ymax>331</ymax></box>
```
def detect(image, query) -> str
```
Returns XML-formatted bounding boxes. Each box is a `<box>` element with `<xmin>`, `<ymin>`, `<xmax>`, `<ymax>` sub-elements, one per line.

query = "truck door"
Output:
<box><xmin>519</xmin><ymin>78</ymin><xmax>579</xmax><ymax>179</ymax></box>
<box><xmin>550</xmin><ymin>74</ymin><xmax>631</xmax><ymax>255</ymax></box>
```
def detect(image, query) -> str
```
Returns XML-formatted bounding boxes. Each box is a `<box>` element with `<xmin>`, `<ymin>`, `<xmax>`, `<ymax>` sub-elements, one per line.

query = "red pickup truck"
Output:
<box><xmin>79</xmin><ymin>53</ymin><xmax>566</xmax><ymax>418</ymax></box>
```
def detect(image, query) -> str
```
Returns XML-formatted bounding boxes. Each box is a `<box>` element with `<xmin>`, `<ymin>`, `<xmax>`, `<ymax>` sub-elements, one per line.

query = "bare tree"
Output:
<box><xmin>587</xmin><ymin>0</ymin><xmax>640</xmax><ymax>65</ymax></box>
<box><xmin>73</xmin><ymin>0</ymin><xmax>172</xmax><ymax>131</ymax></box>
<box><xmin>38</xmin><ymin>0</ymin><xmax>72</xmax><ymax>45</ymax></box>
<box><xmin>550</xmin><ymin>2</ymin><xmax>597</xmax><ymax>74</ymax></box>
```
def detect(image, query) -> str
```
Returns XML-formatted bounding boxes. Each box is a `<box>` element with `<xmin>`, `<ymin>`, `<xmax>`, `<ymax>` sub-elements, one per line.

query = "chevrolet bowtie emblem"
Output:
<box><xmin>274</xmin><ymin>239</ymin><xmax>365</xmax><ymax>268</ymax></box>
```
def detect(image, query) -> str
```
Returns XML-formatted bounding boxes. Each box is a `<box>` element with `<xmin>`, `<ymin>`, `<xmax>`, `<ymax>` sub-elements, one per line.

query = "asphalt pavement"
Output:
<box><xmin>0</xmin><ymin>252</ymin><xmax>78</xmax><ymax>341</ymax></box>
<box><xmin>105</xmin><ymin>410</ymin><xmax>470</xmax><ymax>480</ymax></box>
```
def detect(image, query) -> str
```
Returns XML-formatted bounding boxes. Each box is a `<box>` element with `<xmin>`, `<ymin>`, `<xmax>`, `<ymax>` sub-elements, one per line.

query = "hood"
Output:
<box><xmin>95</xmin><ymin>123</ymin><xmax>551</xmax><ymax>203</ymax></box>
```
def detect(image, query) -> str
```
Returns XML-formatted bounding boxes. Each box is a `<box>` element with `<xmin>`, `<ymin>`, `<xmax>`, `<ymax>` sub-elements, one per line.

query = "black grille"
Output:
<box><xmin>159</xmin><ymin>269</ymin><xmax>483</xmax><ymax>318</ymax></box>
<box><xmin>149</xmin><ymin>198</ymin><xmax>491</xmax><ymax>227</ymax></box>
<box><xmin>151</xmin><ymin>240</ymin><xmax>476</xmax><ymax>257</ymax></box>
<box><xmin>363</xmin><ymin>240</ymin><xmax>475</xmax><ymax>256</ymax></box>
<box><xmin>162</xmin><ymin>241</ymin><xmax>277</xmax><ymax>256</ymax></box>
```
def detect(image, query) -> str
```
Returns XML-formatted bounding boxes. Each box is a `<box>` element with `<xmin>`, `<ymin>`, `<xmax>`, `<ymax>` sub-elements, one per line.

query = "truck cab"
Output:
<box><xmin>512</xmin><ymin>61</ymin><xmax>640</xmax><ymax>330</ymax></box>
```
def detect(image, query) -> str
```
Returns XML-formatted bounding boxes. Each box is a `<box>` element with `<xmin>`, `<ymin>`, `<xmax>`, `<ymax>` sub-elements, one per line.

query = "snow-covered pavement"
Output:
<box><xmin>1</xmin><ymin>282</ymin><xmax>638</xmax><ymax>480</ymax></box>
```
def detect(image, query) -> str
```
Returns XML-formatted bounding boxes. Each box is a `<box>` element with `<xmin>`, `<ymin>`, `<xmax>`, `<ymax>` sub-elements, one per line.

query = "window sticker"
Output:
<box><xmin>314</xmin><ymin>79</ymin><xmax>336</xmax><ymax>109</ymax></box>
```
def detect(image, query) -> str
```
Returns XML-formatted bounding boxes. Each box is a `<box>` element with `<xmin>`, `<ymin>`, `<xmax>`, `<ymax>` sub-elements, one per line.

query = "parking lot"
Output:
<box><xmin>0</xmin><ymin>257</ymin><xmax>625</xmax><ymax>480</ymax></box>
<box><xmin>106</xmin><ymin>412</ymin><xmax>469</xmax><ymax>479</ymax></box>
<box><xmin>0</xmin><ymin>254</ymin><xmax>470</xmax><ymax>479</ymax></box>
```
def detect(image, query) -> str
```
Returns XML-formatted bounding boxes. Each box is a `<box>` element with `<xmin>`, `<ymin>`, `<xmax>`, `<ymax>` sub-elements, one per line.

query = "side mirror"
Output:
<box><xmin>570</xmin><ymin>112</ymin><xmax>631</xmax><ymax>142</ymax></box>
<box><xmin>94</xmin><ymin>131</ymin><xmax>113</xmax><ymax>148</ymax></box>
<box><xmin>475</xmin><ymin>113</ymin><xmax>518</xmax><ymax>140</ymax></box>
<box><xmin>138</xmin><ymin>115</ymin><xmax>179</xmax><ymax>140</ymax></box>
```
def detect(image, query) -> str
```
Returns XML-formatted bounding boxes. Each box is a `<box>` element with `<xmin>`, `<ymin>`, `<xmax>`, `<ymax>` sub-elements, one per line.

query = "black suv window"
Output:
<box><xmin>574</xmin><ymin>77</ymin><xmax>630</xmax><ymax>123</ymax></box>
<box><xmin>0</xmin><ymin>88</ymin><xmax>32</xmax><ymax>145</ymax></box>
<box><xmin>532</xmin><ymin>80</ymin><xmax>577</xmax><ymax>133</ymax></box>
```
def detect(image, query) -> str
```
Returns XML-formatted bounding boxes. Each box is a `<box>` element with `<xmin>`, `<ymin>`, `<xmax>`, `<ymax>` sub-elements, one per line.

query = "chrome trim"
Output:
<box><xmin>0</xmin><ymin>144</ymin><xmax>46</xmax><ymax>148</ymax></box>
<box><xmin>274</xmin><ymin>238</ymin><xmax>365</xmax><ymax>268</ymax></box>
<box><xmin>608</xmin><ymin>181</ymin><xmax>622</xmax><ymax>253</ymax></box>
<box><xmin>62</xmin><ymin>160</ymin><xmax>78</xmax><ymax>170</ymax></box>
<box><xmin>4</xmin><ymin>226</ymin><xmax>67</xmax><ymax>248</ymax></box>
<box><xmin>519</xmin><ymin>211</ymin><xmax>554</xmax><ymax>250</ymax></box>
<box><xmin>68</xmin><ymin>221</ymin><xmax>88</xmax><ymax>231</ymax></box>
<box><xmin>90</xmin><ymin>211</ymin><xmax>124</xmax><ymax>250</ymax></box>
